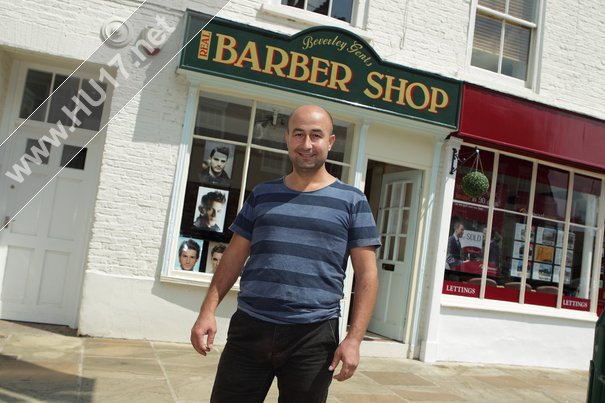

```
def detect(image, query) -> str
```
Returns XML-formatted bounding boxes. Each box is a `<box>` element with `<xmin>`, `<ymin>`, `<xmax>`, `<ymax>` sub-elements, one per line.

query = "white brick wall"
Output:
<box><xmin>0</xmin><ymin>49</ymin><xmax>12</xmax><ymax>124</ymax></box>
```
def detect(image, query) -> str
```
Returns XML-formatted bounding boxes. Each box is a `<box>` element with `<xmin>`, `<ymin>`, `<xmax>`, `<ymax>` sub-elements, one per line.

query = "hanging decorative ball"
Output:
<box><xmin>461</xmin><ymin>171</ymin><xmax>489</xmax><ymax>197</ymax></box>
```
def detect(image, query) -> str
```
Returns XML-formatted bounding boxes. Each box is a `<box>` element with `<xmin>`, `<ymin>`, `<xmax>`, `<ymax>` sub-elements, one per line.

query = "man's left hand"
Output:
<box><xmin>328</xmin><ymin>337</ymin><xmax>360</xmax><ymax>381</ymax></box>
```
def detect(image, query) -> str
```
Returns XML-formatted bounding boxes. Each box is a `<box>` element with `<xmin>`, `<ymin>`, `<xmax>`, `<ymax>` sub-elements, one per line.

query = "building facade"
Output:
<box><xmin>0</xmin><ymin>0</ymin><xmax>604</xmax><ymax>370</ymax></box>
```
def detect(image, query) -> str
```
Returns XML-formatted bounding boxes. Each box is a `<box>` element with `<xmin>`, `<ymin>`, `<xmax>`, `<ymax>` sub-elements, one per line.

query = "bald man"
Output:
<box><xmin>191</xmin><ymin>105</ymin><xmax>380</xmax><ymax>402</ymax></box>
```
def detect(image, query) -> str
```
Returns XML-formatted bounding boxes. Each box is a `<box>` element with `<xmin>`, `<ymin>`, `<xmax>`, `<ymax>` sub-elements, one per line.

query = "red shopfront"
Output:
<box><xmin>443</xmin><ymin>83</ymin><xmax>605</xmax><ymax>315</ymax></box>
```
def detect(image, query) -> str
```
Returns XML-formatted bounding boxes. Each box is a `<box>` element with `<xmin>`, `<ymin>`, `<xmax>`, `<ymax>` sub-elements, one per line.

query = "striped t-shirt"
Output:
<box><xmin>230</xmin><ymin>178</ymin><xmax>380</xmax><ymax>324</ymax></box>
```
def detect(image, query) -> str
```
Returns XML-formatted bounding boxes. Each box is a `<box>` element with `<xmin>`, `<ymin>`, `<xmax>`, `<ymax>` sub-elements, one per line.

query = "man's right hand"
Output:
<box><xmin>190</xmin><ymin>312</ymin><xmax>216</xmax><ymax>356</ymax></box>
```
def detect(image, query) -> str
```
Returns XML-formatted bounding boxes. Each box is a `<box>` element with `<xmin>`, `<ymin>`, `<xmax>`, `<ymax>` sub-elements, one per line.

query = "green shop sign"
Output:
<box><xmin>180</xmin><ymin>11</ymin><xmax>461</xmax><ymax>128</ymax></box>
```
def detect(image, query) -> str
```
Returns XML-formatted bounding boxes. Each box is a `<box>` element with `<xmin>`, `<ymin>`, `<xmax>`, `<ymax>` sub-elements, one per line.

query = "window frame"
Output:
<box><xmin>260</xmin><ymin>0</ymin><xmax>367</xmax><ymax>30</ymax></box>
<box><xmin>465</xmin><ymin>0</ymin><xmax>545</xmax><ymax>91</ymax></box>
<box><xmin>160</xmin><ymin>86</ymin><xmax>356</xmax><ymax>286</ymax></box>
<box><xmin>443</xmin><ymin>143</ymin><xmax>605</xmax><ymax>316</ymax></box>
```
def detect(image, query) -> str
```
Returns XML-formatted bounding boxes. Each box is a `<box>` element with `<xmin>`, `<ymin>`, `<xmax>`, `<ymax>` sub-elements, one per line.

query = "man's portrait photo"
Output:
<box><xmin>205</xmin><ymin>242</ymin><xmax>227</xmax><ymax>273</ymax></box>
<box><xmin>175</xmin><ymin>237</ymin><xmax>203</xmax><ymax>272</ymax></box>
<box><xmin>193</xmin><ymin>186</ymin><xmax>228</xmax><ymax>233</ymax></box>
<box><xmin>198</xmin><ymin>141</ymin><xmax>235</xmax><ymax>187</ymax></box>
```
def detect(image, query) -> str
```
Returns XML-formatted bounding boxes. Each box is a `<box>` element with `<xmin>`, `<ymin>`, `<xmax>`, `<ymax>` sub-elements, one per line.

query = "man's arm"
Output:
<box><xmin>329</xmin><ymin>245</ymin><xmax>378</xmax><ymax>381</ymax></box>
<box><xmin>190</xmin><ymin>233</ymin><xmax>250</xmax><ymax>356</ymax></box>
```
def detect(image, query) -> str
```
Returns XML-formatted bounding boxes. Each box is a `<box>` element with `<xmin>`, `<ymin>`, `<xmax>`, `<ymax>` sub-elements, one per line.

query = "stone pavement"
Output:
<box><xmin>0</xmin><ymin>319</ymin><xmax>589</xmax><ymax>402</ymax></box>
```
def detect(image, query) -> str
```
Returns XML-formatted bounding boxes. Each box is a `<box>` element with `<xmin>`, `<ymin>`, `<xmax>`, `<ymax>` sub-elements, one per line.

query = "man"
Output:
<box><xmin>190</xmin><ymin>105</ymin><xmax>380</xmax><ymax>402</ymax></box>
<box><xmin>178</xmin><ymin>239</ymin><xmax>201</xmax><ymax>271</ymax></box>
<box><xmin>209</xmin><ymin>243</ymin><xmax>226</xmax><ymax>273</ymax></box>
<box><xmin>199</xmin><ymin>146</ymin><xmax>231</xmax><ymax>187</ymax></box>
<box><xmin>193</xmin><ymin>191</ymin><xmax>226</xmax><ymax>232</ymax></box>
<box><xmin>446</xmin><ymin>222</ymin><xmax>465</xmax><ymax>269</ymax></box>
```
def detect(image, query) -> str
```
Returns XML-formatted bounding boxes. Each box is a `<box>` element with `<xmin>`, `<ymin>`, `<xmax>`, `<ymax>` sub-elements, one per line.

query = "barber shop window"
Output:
<box><xmin>443</xmin><ymin>144</ymin><xmax>603</xmax><ymax>315</ymax></box>
<box><xmin>166</xmin><ymin>92</ymin><xmax>354</xmax><ymax>280</ymax></box>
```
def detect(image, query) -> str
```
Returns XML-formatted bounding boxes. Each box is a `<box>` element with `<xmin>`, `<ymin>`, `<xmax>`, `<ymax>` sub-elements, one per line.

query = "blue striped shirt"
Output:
<box><xmin>230</xmin><ymin>178</ymin><xmax>380</xmax><ymax>324</ymax></box>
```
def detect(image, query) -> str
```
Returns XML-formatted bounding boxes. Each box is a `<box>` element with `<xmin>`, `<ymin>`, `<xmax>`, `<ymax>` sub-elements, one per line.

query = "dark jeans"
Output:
<box><xmin>210</xmin><ymin>310</ymin><xmax>339</xmax><ymax>403</ymax></box>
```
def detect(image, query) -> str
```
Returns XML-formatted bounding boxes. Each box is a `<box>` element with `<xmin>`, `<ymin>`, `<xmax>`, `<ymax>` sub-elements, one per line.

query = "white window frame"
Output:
<box><xmin>444</xmin><ymin>142</ymin><xmax>605</xmax><ymax>317</ymax></box>
<box><xmin>160</xmin><ymin>80</ymin><xmax>357</xmax><ymax>287</ymax></box>
<box><xmin>464</xmin><ymin>0</ymin><xmax>546</xmax><ymax>93</ymax></box>
<box><xmin>260</xmin><ymin>0</ymin><xmax>368</xmax><ymax>30</ymax></box>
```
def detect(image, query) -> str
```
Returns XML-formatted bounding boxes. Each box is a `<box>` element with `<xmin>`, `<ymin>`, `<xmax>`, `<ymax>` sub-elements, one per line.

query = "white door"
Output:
<box><xmin>368</xmin><ymin>170</ymin><xmax>422</xmax><ymax>341</ymax></box>
<box><xmin>0</xmin><ymin>63</ymin><xmax>104</xmax><ymax>327</ymax></box>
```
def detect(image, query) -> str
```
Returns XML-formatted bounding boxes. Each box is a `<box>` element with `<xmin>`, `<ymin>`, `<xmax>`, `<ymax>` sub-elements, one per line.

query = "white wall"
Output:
<box><xmin>437</xmin><ymin>305</ymin><xmax>594</xmax><ymax>370</ymax></box>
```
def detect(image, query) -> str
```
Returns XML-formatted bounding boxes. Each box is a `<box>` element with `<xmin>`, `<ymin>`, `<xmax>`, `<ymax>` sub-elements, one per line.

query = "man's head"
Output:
<box><xmin>199</xmin><ymin>191</ymin><xmax>227</xmax><ymax>228</ymax></box>
<box><xmin>209</xmin><ymin>146</ymin><xmax>230</xmax><ymax>177</ymax></box>
<box><xmin>178</xmin><ymin>239</ymin><xmax>200</xmax><ymax>271</ymax></box>
<box><xmin>210</xmin><ymin>243</ymin><xmax>226</xmax><ymax>271</ymax></box>
<box><xmin>454</xmin><ymin>222</ymin><xmax>465</xmax><ymax>238</ymax></box>
<box><xmin>284</xmin><ymin>105</ymin><xmax>335</xmax><ymax>174</ymax></box>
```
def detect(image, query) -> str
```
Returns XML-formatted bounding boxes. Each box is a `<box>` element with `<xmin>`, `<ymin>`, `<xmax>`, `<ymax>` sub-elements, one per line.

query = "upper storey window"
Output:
<box><xmin>281</xmin><ymin>0</ymin><xmax>353</xmax><ymax>23</ymax></box>
<box><xmin>471</xmin><ymin>0</ymin><xmax>539</xmax><ymax>82</ymax></box>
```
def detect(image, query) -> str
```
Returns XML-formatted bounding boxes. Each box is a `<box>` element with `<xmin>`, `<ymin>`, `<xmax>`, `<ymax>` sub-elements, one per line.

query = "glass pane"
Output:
<box><xmin>20</xmin><ymin>70</ymin><xmax>52</xmax><ymax>121</ymax></box>
<box><xmin>78</xmin><ymin>79</ymin><xmax>107</xmax><ymax>131</ymax></box>
<box><xmin>444</xmin><ymin>203</ymin><xmax>489</xmax><ymax>281</ymax></box>
<box><xmin>195</xmin><ymin>95</ymin><xmax>251</xmax><ymax>143</ymax></box>
<box><xmin>479</xmin><ymin>0</ymin><xmax>505</xmax><ymax>12</ymax></box>
<box><xmin>60</xmin><ymin>145</ymin><xmax>87</xmax><ymax>170</ymax></box>
<box><xmin>391</xmin><ymin>183</ymin><xmax>402</xmax><ymax>207</ymax></box>
<box><xmin>494</xmin><ymin>154</ymin><xmax>532</xmax><ymax>211</ymax></box>
<box><xmin>48</xmin><ymin>75</ymin><xmax>80</xmax><ymax>126</ymax></box>
<box><xmin>379</xmin><ymin>236</ymin><xmax>386</xmax><ymax>259</ymax></box>
<box><xmin>25</xmin><ymin>138</ymin><xmax>51</xmax><ymax>165</ymax></box>
<box><xmin>471</xmin><ymin>14</ymin><xmax>502</xmax><ymax>73</ymax></box>
<box><xmin>381</xmin><ymin>210</ymin><xmax>390</xmax><ymax>233</ymax></box>
<box><xmin>281</xmin><ymin>0</ymin><xmax>304</xmax><ymax>9</ymax></box>
<box><xmin>387</xmin><ymin>236</ymin><xmax>395</xmax><ymax>260</ymax></box>
<box><xmin>485</xmin><ymin>212</ymin><xmax>533</xmax><ymax>302</ymax></box>
<box><xmin>453</xmin><ymin>146</ymin><xmax>494</xmax><ymax>206</ymax></box>
<box><xmin>404</xmin><ymin>183</ymin><xmax>413</xmax><ymax>207</ymax></box>
<box><xmin>308</xmin><ymin>0</ymin><xmax>329</xmax><ymax>16</ymax></box>
<box><xmin>533</xmin><ymin>165</ymin><xmax>569</xmax><ymax>221</ymax></box>
<box><xmin>384</xmin><ymin>184</ymin><xmax>392</xmax><ymax>208</ymax></box>
<box><xmin>387</xmin><ymin>208</ymin><xmax>398</xmax><ymax>233</ymax></box>
<box><xmin>252</xmin><ymin>107</ymin><xmax>290</xmax><ymax>149</ymax></box>
<box><xmin>501</xmin><ymin>23</ymin><xmax>530</xmax><ymax>80</ymax></box>
<box><xmin>508</xmin><ymin>0</ymin><xmax>536</xmax><ymax>22</ymax></box>
<box><xmin>397</xmin><ymin>237</ymin><xmax>406</xmax><ymax>262</ymax></box>
<box><xmin>331</xmin><ymin>0</ymin><xmax>352</xmax><ymax>22</ymax></box>
<box><xmin>558</xmin><ymin>226</ymin><xmax>595</xmax><ymax>312</ymax></box>
<box><xmin>330</xmin><ymin>121</ymin><xmax>353</xmax><ymax>164</ymax></box>
<box><xmin>400</xmin><ymin>210</ymin><xmax>410</xmax><ymax>234</ymax></box>
<box><xmin>571</xmin><ymin>174</ymin><xmax>601</xmax><ymax>226</ymax></box>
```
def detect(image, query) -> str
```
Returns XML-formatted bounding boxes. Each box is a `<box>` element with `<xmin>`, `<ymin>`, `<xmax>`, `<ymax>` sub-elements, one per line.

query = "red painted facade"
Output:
<box><xmin>457</xmin><ymin>84</ymin><xmax>605</xmax><ymax>172</ymax></box>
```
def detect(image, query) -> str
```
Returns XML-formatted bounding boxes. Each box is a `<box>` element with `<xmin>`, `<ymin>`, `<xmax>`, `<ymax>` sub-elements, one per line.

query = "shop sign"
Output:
<box><xmin>180</xmin><ymin>11</ymin><xmax>461</xmax><ymax>128</ymax></box>
<box><xmin>443</xmin><ymin>280</ymin><xmax>479</xmax><ymax>297</ymax></box>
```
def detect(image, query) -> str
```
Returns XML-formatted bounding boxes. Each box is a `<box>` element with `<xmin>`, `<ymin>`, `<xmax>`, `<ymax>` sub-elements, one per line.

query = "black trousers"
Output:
<box><xmin>210</xmin><ymin>310</ymin><xmax>339</xmax><ymax>403</ymax></box>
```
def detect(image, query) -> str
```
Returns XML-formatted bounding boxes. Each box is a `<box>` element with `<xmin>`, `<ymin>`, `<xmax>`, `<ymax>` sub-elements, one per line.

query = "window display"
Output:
<box><xmin>443</xmin><ymin>145</ymin><xmax>602</xmax><ymax>313</ymax></box>
<box><xmin>165</xmin><ymin>92</ymin><xmax>354</xmax><ymax>281</ymax></box>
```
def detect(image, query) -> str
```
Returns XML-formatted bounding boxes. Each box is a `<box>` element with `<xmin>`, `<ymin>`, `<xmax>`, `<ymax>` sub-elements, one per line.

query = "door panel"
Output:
<box><xmin>369</xmin><ymin>170</ymin><xmax>422</xmax><ymax>341</ymax></box>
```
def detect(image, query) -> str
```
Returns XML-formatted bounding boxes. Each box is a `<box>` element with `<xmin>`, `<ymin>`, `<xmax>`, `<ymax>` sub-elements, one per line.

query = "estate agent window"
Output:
<box><xmin>444</xmin><ymin>145</ymin><xmax>604</xmax><ymax>314</ymax></box>
<box><xmin>167</xmin><ymin>92</ymin><xmax>354</xmax><ymax>278</ymax></box>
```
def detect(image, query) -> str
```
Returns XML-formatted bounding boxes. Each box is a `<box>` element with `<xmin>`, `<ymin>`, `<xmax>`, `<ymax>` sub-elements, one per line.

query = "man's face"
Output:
<box><xmin>202</xmin><ymin>200</ymin><xmax>223</xmax><ymax>226</ymax></box>
<box><xmin>284</xmin><ymin>106</ymin><xmax>335</xmax><ymax>173</ymax></box>
<box><xmin>179</xmin><ymin>249</ymin><xmax>198</xmax><ymax>271</ymax></box>
<box><xmin>455</xmin><ymin>225</ymin><xmax>465</xmax><ymax>238</ymax></box>
<box><xmin>209</xmin><ymin>151</ymin><xmax>228</xmax><ymax>176</ymax></box>
<box><xmin>211</xmin><ymin>251</ymin><xmax>223</xmax><ymax>271</ymax></box>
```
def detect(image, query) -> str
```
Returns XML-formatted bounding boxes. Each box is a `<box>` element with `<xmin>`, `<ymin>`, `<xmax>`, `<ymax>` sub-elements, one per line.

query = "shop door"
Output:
<box><xmin>368</xmin><ymin>170</ymin><xmax>421</xmax><ymax>341</ymax></box>
<box><xmin>0</xmin><ymin>126</ymin><xmax>102</xmax><ymax>327</ymax></box>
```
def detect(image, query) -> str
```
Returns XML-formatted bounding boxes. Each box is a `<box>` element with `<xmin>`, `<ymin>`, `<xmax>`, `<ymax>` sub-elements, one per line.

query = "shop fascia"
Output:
<box><xmin>180</xmin><ymin>10</ymin><xmax>462</xmax><ymax>129</ymax></box>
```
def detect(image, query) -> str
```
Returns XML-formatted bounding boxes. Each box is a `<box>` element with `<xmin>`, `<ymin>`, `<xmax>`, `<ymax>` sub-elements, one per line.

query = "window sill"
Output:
<box><xmin>160</xmin><ymin>271</ymin><xmax>241</xmax><ymax>290</ymax></box>
<box><xmin>258</xmin><ymin>4</ymin><xmax>371</xmax><ymax>43</ymax></box>
<box><xmin>441</xmin><ymin>293</ymin><xmax>597</xmax><ymax>323</ymax></box>
<box><xmin>459</xmin><ymin>66</ymin><xmax>539</xmax><ymax>99</ymax></box>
